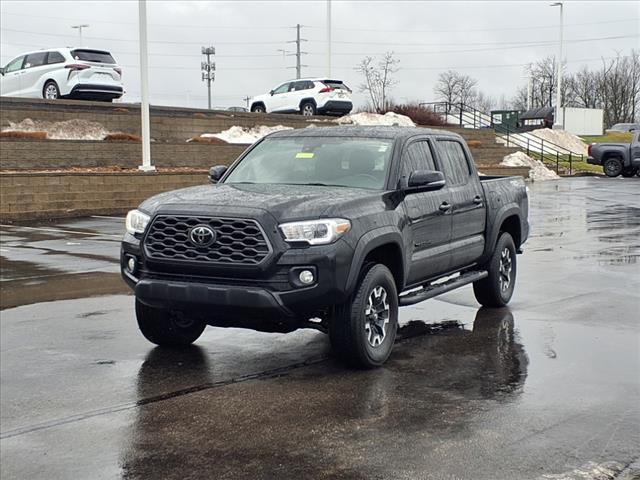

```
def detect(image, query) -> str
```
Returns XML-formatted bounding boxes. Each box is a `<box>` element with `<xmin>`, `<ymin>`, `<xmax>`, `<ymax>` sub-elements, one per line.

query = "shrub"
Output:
<box><xmin>104</xmin><ymin>133</ymin><xmax>142</xmax><ymax>142</ymax></box>
<box><xmin>467</xmin><ymin>140</ymin><xmax>482</xmax><ymax>148</ymax></box>
<box><xmin>390</xmin><ymin>103</ymin><xmax>448</xmax><ymax>126</ymax></box>
<box><xmin>188</xmin><ymin>135</ymin><xmax>228</xmax><ymax>145</ymax></box>
<box><xmin>0</xmin><ymin>130</ymin><xmax>48</xmax><ymax>139</ymax></box>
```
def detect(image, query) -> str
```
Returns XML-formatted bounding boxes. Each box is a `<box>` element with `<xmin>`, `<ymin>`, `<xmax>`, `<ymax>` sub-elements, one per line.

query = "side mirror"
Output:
<box><xmin>0</xmin><ymin>68</ymin><xmax>4</xmax><ymax>75</ymax></box>
<box><xmin>208</xmin><ymin>165</ymin><xmax>228</xmax><ymax>184</ymax></box>
<box><xmin>407</xmin><ymin>170</ymin><xmax>445</xmax><ymax>191</ymax></box>
<box><xmin>269</xmin><ymin>90</ymin><xmax>274</xmax><ymax>96</ymax></box>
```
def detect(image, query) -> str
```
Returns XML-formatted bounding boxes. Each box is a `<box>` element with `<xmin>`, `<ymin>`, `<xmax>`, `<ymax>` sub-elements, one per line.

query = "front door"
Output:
<box><xmin>402</xmin><ymin>139</ymin><xmax>453</xmax><ymax>285</ymax></box>
<box><xmin>269</xmin><ymin>82</ymin><xmax>292</xmax><ymax>112</ymax></box>
<box><xmin>0</xmin><ymin>56</ymin><xmax>26</xmax><ymax>96</ymax></box>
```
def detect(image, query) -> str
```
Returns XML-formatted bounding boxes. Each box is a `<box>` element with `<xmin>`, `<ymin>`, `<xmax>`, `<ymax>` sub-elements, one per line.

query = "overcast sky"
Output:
<box><xmin>1</xmin><ymin>0</ymin><xmax>638</xmax><ymax>109</ymax></box>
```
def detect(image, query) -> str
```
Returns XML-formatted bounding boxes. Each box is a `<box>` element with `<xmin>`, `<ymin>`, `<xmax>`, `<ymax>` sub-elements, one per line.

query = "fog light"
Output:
<box><xmin>127</xmin><ymin>257</ymin><xmax>136</xmax><ymax>273</ymax></box>
<box><xmin>299</xmin><ymin>269</ymin><xmax>315</xmax><ymax>285</ymax></box>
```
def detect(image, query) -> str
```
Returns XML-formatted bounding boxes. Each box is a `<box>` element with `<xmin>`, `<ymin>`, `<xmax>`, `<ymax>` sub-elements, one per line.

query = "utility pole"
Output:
<box><xmin>201</xmin><ymin>46</ymin><xmax>216</xmax><ymax>110</ymax></box>
<box><xmin>326</xmin><ymin>0</ymin><xmax>332</xmax><ymax>76</ymax></box>
<box><xmin>526</xmin><ymin>64</ymin><xmax>533</xmax><ymax>110</ymax></box>
<box><xmin>243</xmin><ymin>95</ymin><xmax>251</xmax><ymax>109</ymax></box>
<box><xmin>137</xmin><ymin>0</ymin><xmax>154</xmax><ymax>171</ymax></box>
<box><xmin>551</xmin><ymin>2</ymin><xmax>564</xmax><ymax>129</ymax></box>
<box><xmin>287</xmin><ymin>24</ymin><xmax>307</xmax><ymax>79</ymax></box>
<box><xmin>71</xmin><ymin>24</ymin><xmax>89</xmax><ymax>45</ymax></box>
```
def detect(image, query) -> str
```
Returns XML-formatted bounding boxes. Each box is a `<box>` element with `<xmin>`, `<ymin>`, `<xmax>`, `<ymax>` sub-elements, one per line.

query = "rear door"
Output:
<box><xmin>434</xmin><ymin>138</ymin><xmax>486</xmax><ymax>269</ymax></box>
<box><xmin>630</xmin><ymin>132</ymin><xmax>640</xmax><ymax>167</ymax></box>
<box><xmin>1</xmin><ymin>56</ymin><xmax>26</xmax><ymax>96</ymax></box>
<box><xmin>22</xmin><ymin>52</ymin><xmax>50</xmax><ymax>97</ymax></box>
<box><xmin>291</xmin><ymin>80</ymin><xmax>314</xmax><ymax>111</ymax></box>
<box><xmin>402</xmin><ymin>138</ymin><xmax>453</xmax><ymax>285</ymax></box>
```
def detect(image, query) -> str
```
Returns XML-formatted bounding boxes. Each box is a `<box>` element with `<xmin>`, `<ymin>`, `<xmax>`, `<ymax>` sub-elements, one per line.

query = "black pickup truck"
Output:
<box><xmin>121</xmin><ymin>126</ymin><xmax>529</xmax><ymax>367</ymax></box>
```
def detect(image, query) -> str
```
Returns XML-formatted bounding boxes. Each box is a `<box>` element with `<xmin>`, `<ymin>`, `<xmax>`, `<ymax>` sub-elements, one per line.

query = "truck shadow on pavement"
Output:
<box><xmin>120</xmin><ymin>307</ymin><xmax>528</xmax><ymax>480</ymax></box>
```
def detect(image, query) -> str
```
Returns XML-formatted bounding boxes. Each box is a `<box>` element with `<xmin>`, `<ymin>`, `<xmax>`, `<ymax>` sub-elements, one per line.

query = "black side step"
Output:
<box><xmin>398</xmin><ymin>270</ymin><xmax>488</xmax><ymax>307</ymax></box>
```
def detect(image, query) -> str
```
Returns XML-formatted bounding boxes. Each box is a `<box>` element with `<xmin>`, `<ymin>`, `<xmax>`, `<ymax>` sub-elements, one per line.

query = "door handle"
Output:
<box><xmin>439</xmin><ymin>202</ymin><xmax>452</xmax><ymax>212</ymax></box>
<box><xmin>473</xmin><ymin>195</ymin><xmax>483</xmax><ymax>205</ymax></box>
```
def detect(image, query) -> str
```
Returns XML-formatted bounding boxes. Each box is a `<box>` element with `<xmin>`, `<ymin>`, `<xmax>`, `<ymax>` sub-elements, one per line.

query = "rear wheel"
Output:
<box><xmin>43</xmin><ymin>81</ymin><xmax>60</xmax><ymax>100</ymax></box>
<box><xmin>135</xmin><ymin>299</ymin><xmax>206</xmax><ymax>347</ymax></box>
<box><xmin>330</xmin><ymin>264</ymin><xmax>398</xmax><ymax>368</ymax></box>
<box><xmin>473</xmin><ymin>232</ymin><xmax>517</xmax><ymax>307</ymax></box>
<box><xmin>621</xmin><ymin>167</ymin><xmax>638</xmax><ymax>178</ymax></box>
<box><xmin>603</xmin><ymin>157</ymin><xmax>623</xmax><ymax>177</ymax></box>
<box><xmin>300</xmin><ymin>101</ymin><xmax>316</xmax><ymax>116</ymax></box>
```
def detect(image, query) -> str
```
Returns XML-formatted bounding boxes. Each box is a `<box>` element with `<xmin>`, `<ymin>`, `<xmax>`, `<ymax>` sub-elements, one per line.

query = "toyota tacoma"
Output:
<box><xmin>121</xmin><ymin>126</ymin><xmax>529</xmax><ymax>367</ymax></box>
<box><xmin>587</xmin><ymin>130</ymin><xmax>640</xmax><ymax>177</ymax></box>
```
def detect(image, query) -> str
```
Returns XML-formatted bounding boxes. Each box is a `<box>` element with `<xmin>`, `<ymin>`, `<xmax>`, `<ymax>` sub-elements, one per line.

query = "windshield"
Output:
<box><xmin>224</xmin><ymin>136</ymin><xmax>394</xmax><ymax>189</ymax></box>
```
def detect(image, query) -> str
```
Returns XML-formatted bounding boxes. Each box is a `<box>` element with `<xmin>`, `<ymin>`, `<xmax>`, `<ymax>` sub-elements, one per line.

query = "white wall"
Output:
<box><xmin>559</xmin><ymin>108</ymin><xmax>603</xmax><ymax>136</ymax></box>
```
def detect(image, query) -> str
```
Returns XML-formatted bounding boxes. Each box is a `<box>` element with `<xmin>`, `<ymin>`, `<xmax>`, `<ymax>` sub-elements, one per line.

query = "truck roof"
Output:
<box><xmin>268</xmin><ymin>125</ymin><xmax>461</xmax><ymax>140</ymax></box>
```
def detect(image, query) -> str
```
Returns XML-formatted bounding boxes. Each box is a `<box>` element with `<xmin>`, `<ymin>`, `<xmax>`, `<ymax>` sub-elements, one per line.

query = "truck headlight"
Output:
<box><xmin>279</xmin><ymin>218</ymin><xmax>351</xmax><ymax>245</ymax></box>
<box><xmin>125</xmin><ymin>209</ymin><xmax>150</xmax><ymax>235</ymax></box>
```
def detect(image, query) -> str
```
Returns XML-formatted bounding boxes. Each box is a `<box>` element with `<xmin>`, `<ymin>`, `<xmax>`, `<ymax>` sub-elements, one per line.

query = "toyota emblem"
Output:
<box><xmin>189</xmin><ymin>225</ymin><xmax>216</xmax><ymax>247</ymax></box>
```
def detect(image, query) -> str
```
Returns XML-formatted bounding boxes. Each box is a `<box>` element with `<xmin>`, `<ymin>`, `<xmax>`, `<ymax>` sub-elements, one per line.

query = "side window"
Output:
<box><xmin>24</xmin><ymin>52</ymin><xmax>48</xmax><ymax>69</ymax></box>
<box><xmin>4</xmin><ymin>56</ymin><xmax>25</xmax><ymax>73</ymax></box>
<box><xmin>272</xmin><ymin>83</ymin><xmax>290</xmax><ymax>95</ymax></box>
<box><xmin>47</xmin><ymin>52</ymin><xmax>65</xmax><ymax>64</ymax></box>
<box><xmin>436</xmin><ymin>140</ymin><xmax>471</xmax><ymax>186</ymax></box>
<box><xmin>293</xmin><ymin>81</ymin><xmax>312</xmax><ymax>91</ymax></box>
<box><xmin>401</xmin><ymin>140</ymin><xmax>436</xmax><ymax>179</ymax></box>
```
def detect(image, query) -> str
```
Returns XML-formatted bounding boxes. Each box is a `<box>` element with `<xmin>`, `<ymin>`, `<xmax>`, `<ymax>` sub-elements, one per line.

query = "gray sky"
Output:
<box><xmin>1</xmin><ymin>0</ymin><xmax>638</xmax><ymax>109</ymax></box>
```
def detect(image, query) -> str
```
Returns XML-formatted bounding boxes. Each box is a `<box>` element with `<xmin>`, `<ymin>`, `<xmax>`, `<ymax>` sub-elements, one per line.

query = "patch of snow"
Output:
<box><xmin>200</xmin><ymin>125</ymin><xmax>293</xmax><ymax>144</ymax></box>
<box><xmin>334</xmin><ymin>111</ymin><xmax>416</xmax><ymax>127</ymax></box>
<box><xmin>497</xmin><ymin>128</ymin><xmax>588</xmax><ymax>156</ymax></box>
<box><xmin>501</xmin><ymin>151</ymin><xmax>560</xmax><ymax>182</ymax></box>
<box><xmin>2</xmin><ymin>118</ymin><xmax>110</xmax><ymax>140</ymax></box>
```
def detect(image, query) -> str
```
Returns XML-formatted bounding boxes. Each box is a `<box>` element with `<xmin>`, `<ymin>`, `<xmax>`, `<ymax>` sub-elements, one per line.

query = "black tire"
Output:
<box><xmin>135</xmin><ymin>299</ymin><xmax>206</xmax><ymax>347</ymax></box>
<box><xmin>43</xmin><ymin>80</ymin><xmax>60</xmax><ymax>100</ymax></box>
<box><xmin>621</xmin><ymin>167</ymin><xmax>638</xmax><ymax>178</ymax></box>
<box><xmin>473</xmin><ymin>232</ymin><xmax>517</xmax><ymax>308</ymax></box>
<box><xmin>251</xmin><ymin>104</ymin><xmax>266</xmax><ymax>113</ymax></box>
<box><xmin>329</xmin><ymin>264</ymin><xmax>398</xmax><ymax>368</ymax></box>
<box><xmin>300</xmin><ymin>101</ymin><xmax>316</xmax><ymax>116</ymax></box>
<box><xmin>603</xmin><ymin>157</ymin><xmax>623</xmax><ymax>177</ymax></box>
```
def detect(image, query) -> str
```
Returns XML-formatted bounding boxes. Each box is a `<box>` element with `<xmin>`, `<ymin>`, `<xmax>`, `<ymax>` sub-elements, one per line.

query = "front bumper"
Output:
<box><xmin>121</xmin><ymin>232</ymin><xmax>354</xmax><ymax>331</ymax></box>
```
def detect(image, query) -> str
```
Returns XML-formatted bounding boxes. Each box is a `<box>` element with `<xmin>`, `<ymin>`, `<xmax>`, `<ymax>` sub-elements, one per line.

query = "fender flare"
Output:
<box><xmin>480</xmin><ymin>205</ymin><xmax>521</xmax><ymax>264</ymax></box>
<box><xmin>344</xmin><ymin>227</ymin><xmax>406</xmax><ymax>295</ymax></box>
<box><xmin>299</xmin><ymin>97</ymin><xmax>317</xmax><ymax>109</ymax></box>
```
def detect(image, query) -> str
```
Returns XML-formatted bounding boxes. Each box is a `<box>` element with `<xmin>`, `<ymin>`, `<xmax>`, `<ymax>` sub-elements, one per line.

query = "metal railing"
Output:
<box><xmin>420</xmin><ymin>102</ymin><xmax>584</xmax><ymax>174</ymax></box>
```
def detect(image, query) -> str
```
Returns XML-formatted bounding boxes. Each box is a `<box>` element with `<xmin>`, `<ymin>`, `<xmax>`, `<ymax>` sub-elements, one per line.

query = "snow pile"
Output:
<box><xmin>334</xmin><ymin>112</ymin><xmax>416</xmax><ymax>127</ymax></box>
<box><xmin>528</xmin><ymin>128</ymin><xmax>588</xmax><ymax>155</ymax></box>
<box><xmin>2</xmin><ymin>118</ymin><xmax>110</xmax><ymax>140</ymax></box>
<box><xmin>200</xmin><ymin>125</ymin><xmax>293</xmax><ymax>144</ymax></box>
<box><xmin>501</xmin><ymin>151</ymin><xmax>560</xmax><ymax>182</ymax></box>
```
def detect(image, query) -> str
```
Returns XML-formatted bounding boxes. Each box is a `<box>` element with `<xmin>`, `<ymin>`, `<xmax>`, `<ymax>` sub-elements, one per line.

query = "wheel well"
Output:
<box><xmin>363</xmin><ymin>243</ymin><xmax>404</xmax><ymax>290</ymax></box>
<box><xmin>299</xmin><ymin>98</ymin><xmax>317</xmax><ymax>108</ymax></box>
<box><xmin>603</xmin><ymin>153</ymin><xmax>623</xmax><ymax>161</ymax></box>
<box><xmin>251</xmin><ymin>102</ymin><xmax>265</xmax><ymax>110</ymax></box>
<box><xmin>500</xmin><ymin>215</ymin><xmax>521</xmax><ymax>248</ymax></box>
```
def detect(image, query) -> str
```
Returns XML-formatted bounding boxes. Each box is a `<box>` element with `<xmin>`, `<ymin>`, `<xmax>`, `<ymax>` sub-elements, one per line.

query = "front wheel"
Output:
<box><xmin>473</xmin><ymin>232</ymin><xmax>517</xmax><ymax>308</ymax></box>
<box><xmin>621</xmin><ymin>167</ymin><xmax>638</xmax><ymax>178</ymax></box>
<box><xmin>330</xmin><ymin>264</ymin><xmax>398</xmax><ymax>368</ymax></box>
<box><xmin>135</xmin><ymin>299</ymin><xmax>206</xmax><ymax>347</ymax></box>
<box><xmin>603</xmin><ymin>157</ymin><xmax>623</xmax><ymax>177</ymax></box>
<box><xmin>251</xmin><ymin>104</ymin><xmax>266</xmax><ymax>113</ymax></box>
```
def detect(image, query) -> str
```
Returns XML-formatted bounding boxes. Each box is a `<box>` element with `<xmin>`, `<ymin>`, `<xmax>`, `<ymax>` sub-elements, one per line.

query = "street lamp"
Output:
<box><xmin>71</xmin><ymin>24</ymin><xmax>89</xmax><ymax>45</ymax></box>
<box><xmin>550</xmin><ymin>2</ymin><xmax>564</xmax><ymax>129</ymax></box>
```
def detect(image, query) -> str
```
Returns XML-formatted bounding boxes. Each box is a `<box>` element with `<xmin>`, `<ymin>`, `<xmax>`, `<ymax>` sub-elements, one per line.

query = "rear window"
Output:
<box><xmin>71</xmin><ymin>49</ymin><xmax>115</xmax><ymax>64</ymax></box>
<box><xmin>322</xmin><ymin>80</ymin><xmax>351</xmax><ymax>92</ymax></box>
<box><xmin>47</xmin><ymin>52</ymin><xmax>65</xmax><ymax>64</ymax></box>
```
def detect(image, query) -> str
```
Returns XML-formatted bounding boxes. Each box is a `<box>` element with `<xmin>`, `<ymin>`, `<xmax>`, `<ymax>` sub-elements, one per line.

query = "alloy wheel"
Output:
<box><xmin>364</xmin><ymin>286</ymin><xmax>390</xmax><ymax>347</ymax></box>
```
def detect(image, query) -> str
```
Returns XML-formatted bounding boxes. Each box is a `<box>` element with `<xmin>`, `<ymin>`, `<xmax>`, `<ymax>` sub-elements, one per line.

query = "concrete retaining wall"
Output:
<box><xmin>0</xmin><ymin>138</ymin><xmax>247</xmax><ymax>170</ymax></box>
<box><xmin>0</xmin><ymin>172</ymin><xmax>207</xmax><ymax>221</ymax></box>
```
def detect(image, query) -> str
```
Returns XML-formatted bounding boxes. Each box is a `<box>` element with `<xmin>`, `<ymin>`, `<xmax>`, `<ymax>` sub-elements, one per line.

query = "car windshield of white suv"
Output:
<box><xmin>224</xmin><ymin>136</ymin><xmax>394</xmax><ymax>189</ymax></box>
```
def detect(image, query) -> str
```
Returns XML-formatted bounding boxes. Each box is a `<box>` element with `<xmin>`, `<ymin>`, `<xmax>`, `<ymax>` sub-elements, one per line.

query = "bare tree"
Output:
<box><xmin>356</xmin><ymin>52</ymin><xmax>400</xmax><ymax>113</ymax></box>
<box><xmin>433</xmin><ymin>70</ymin><xmax>478</xmax><ymax>107</ymax></box>
<box><xmin>473</xmin><ymin>91</ymin><xmax>495</xmax><ymax>113</ymax></box>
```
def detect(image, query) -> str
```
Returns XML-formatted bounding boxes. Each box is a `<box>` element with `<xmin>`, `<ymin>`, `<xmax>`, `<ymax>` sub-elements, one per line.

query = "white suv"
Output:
<box><xmin>0</xmin><ymin>48</ymin><xmax>123</xmax><ymax>101</ymax></box>
<box><xmin>250</xmin><ymin>78</ymin><xmax>353</xmax><ymax>116</ymax></box>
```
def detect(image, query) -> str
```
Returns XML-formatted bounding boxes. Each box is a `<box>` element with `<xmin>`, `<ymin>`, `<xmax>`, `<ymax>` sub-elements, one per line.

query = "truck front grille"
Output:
<box><xmin>144</xmin><ymin>215</ymin><xmax>271</xmax><ymax>265</ymax></box>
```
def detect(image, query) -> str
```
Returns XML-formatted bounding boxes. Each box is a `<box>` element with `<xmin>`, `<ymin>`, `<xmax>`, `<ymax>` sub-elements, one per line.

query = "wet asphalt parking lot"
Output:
<box><xmin>0</xmin><ymin>177</ymin><xmax>639</xmax><ymax>480</ymax></box>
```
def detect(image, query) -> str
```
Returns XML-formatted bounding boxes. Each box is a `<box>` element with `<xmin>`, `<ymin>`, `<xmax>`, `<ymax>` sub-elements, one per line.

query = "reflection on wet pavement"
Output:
<box><xmin>1</xmin><ymin>178</ymin><xmax>639</xmax><ymax>480</ymax></box>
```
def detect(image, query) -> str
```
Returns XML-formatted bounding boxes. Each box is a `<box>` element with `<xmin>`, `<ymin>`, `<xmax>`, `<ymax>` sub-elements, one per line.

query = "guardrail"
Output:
<box><xmin>421</xmin><ymin>102</ymin><xmax>584</xmax><ymax>174</ymax></box>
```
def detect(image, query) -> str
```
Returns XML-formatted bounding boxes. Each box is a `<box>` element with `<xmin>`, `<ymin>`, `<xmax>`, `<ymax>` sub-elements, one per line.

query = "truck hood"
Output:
<box><xmin>139</xmin><ymin>183</ymin><xmax>385</xmax><ymax>222</ymax></box>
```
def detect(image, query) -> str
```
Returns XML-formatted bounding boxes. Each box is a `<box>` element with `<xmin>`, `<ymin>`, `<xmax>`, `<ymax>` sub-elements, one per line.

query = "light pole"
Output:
<box><xmin>71</xmin><ymin>24</ymin><xmax>89</xmax><ymax>45</ymax></box>
<box><xmin>138</xmin><ymin>0</ymin><xmax>154</xmax><ymax>171</ymax></box>
<box><xmin>551</xmin><ymin>2</ymin><xmax>564</xmax><ymax>129</ymax></box>
<box><xmin>326</xmin><ymin>0</ymin><xmax>332</xmax><ymax>76</ymax></box>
